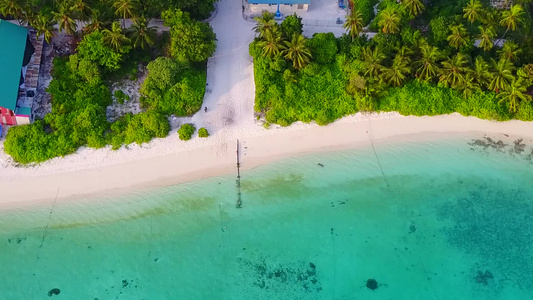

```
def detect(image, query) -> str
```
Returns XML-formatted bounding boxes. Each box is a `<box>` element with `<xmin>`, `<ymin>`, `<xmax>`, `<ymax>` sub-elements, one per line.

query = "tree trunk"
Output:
<box><xmin>495</xmin><ymin>28</ymin><xmax>509</xmax><ymax>47</ymax></box>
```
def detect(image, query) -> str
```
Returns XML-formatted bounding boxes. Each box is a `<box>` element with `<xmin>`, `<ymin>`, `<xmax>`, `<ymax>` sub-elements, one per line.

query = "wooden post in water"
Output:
<box><xmin>236</xmin><ymin>139</ymin><xmax>243</xmax><ymax>208</ymax></box>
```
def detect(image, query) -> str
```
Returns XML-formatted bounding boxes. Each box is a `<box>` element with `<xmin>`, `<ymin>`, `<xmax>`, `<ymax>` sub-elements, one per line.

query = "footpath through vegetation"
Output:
<box><xmin>250</xmin><ymin>0</ymin><xmax>533</xmax><ymax>126</ymax></box>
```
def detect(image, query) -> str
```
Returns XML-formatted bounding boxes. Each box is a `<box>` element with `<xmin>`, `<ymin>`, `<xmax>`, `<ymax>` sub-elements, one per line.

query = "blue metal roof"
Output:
<box><xmin>0</xmin><ymin>20</ymin><xmax>27</xmax><ymax>112</ymax></box>
<box><xmin>250</xmin><ymin>0</ymin><xmax>310</xmax><ymax>4</ymax></box>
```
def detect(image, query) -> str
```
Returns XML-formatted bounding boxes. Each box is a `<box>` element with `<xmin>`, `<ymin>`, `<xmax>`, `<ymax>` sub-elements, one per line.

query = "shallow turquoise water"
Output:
<box><xmin>1</xmin><ymin>134</ymin><xmax>533</xmax><ymax>299</ymax></box>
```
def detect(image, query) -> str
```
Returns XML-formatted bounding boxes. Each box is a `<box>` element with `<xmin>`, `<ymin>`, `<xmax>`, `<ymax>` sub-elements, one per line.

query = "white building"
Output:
<box><xmin>247</xmin><ymin>0</ymin><xmax>311</xmax><ymax>15</ymax></box>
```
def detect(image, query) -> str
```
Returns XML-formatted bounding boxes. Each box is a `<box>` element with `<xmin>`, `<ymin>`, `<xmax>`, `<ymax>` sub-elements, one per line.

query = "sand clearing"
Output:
<box><xmin>1</xmin><ymin>0</ymin><xmax>532</xmax><ymax>207</ymax></box>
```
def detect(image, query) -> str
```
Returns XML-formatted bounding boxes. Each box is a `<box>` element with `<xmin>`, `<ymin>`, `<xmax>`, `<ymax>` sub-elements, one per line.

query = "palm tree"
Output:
<box><xmin>102</xmin><ymin>21</ymin><xmax>130</xmax><ymax>51</ymax></box>
<box><xmin>71</xmin><ymin>0</ymin><xmax>91</xmax><ymax>21</ymax></box>
<box><xmin>129</xmin><ymin>16</ymin><xmax>156</xmax><ymax>49</ymax></box>
<box><xmin>31</xmin><ymin>15</ymin><xmax>55</xmax><ymax>43</ymax></box>
<box><xmin>282</xmin><ymin>34</ymin><xmax>312</xmax><ymax>70</ymax></box>
<box><xmin>84</xmin><ymin>9</ymin><xmax>106</xmax><ymax>34</ymax></box>
<box><xmin>480</xmin><ymin>8</ymin><xmax>499</xmax><ymax>29</ymax></box>
<box><xmin>381</xmin><ymin>55</ymin><xmax>411</xmax><ymax>86</ymax></box>
<box><xmin>497</xmin><ymin>78</ymin><xmax>532</xmax><ymax>112</ymax></box>
<box><xmin>253</xmin><ymin>11</ymin><xmax>276</xmax><ymax>38</ymax></box>
<box><xmin>497</xmin><ymin>4</ymin><xmax>525</xmax><ymax>45</ymax></box>
<box><xmin>439</xmin><ymin>53</ymin><xmax>469</xmax><ymax>89</ymax></box>
<box><xmin>343</xmin><ymin>9</ymin><xmax>364</xmax><ymax>41</ymax></box>
<box><xmin>447</xmin><ymin>24</ymin><xmax>469</xmax><ymax>49</ymax></box>
<box><xmin>463</xmin><ymin>0</ymin><xmax>483</xmax><ymax>26</ymax></box>
<box><xmin>53</xmin><ymin>2</ymin><xmax>77</xmax><ymax>35</ymax></box>
<box><xmin>378</xmin><ymin>8</ymin><xmax>401</xmax><ymax>34</ymax></box>
<box><xmin>470</xmin><ymin>56</ymin><xmax>493</xmax><ymax>89</ymax></box>
<box><xmin>488</xmin><ymin>58</ymin><xmax>514</xmax><ymax>92</ymax></box>
<box><xmin>113</xmin><ymin>0</ymin><xmax>138</xmax><ymax>28</ymax></box>
<box><xmin>362</xmin><ymin>46</ymin><xmax>386</xmax><ymax>78</ymax></box>
<box><xmin>0</xmin><ymin>0</ymin><xmax>23</xmax><ymax>24</ymax></box>
<box><xmin>413</xmin><ymin>42</ymin><xmax>442</xmax><ymax>81</ymax></box>
<box><xmin>258</xmin><ymin>27</ymin><xmax>285</xmax><ymax>57</ymax></box>
<box><xmin>497</xmin><ymin>41</ymin><xmax>521</xmax><ymax>63</ymax></box>
<box><xmin>460</xmin><ymin>73</ymin><xmax>482</xmax><ymax>99</ymax></box>
<box><xmin>477</xmin><ymin>26</ymin><xmax>495</xmax><ymax>52</ymax></box>
<box><xmin>402</xmin><ymin>0</ymin><xmax>424</xmax><ymax>17</ymax></box>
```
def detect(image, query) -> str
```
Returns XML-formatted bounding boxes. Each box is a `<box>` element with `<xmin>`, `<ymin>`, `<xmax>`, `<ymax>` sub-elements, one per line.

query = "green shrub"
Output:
<box><xmin>114</xmin><ymin>90</ymin><xmax>129</xmax><ymax>104</ymax></box>
<box><xmin>308</xmin><ymin>33</ymin><xmax>338</xmax><ymax>65</ymax></box>
<box><xmin>280</xmin><ymin>14</ymin><xmax>303</xmax><ymax>39</ymax></box>
<box><xmin>178</xmin><ymin>123</ymin><xmax>196</xmax><ymax>140</ymax></box>
<box><xmin>198</xmin><ymin>127</ymin><xmax>209</xmax><ymax>137</ymax></box>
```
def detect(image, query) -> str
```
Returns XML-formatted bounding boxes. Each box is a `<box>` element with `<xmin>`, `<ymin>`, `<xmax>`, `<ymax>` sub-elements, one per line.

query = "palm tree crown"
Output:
<box><xmin>362</xmin><ymin>46</ymin><xmax>386</xmax><ymax>78</ymax></box>
<box><xmin>500</xmin><ymin>4</ymin><xmax>524</xmax><ymax>32</ymax></box>
<box><xmin>439</xmin><ymin>53</ymin><xmax>469</xmax><ymax>89</ymax></box>
<box><xmin>488</xmin><ymin>58</ymin><xmax>515</xmax><ymax>92</ymax></box>
<box><xmin>253</xmin><ymin>11</ymin><xmax>276</xmax><ymax>38</ymax></box>
<box><xmin>282</xmin><ymin>34</ymin><xmax>312</xmax><ymax>70</ymax></box>
<box><xmin>114</xmin><ymin>0</ymin><xmax>138</xmax><ymax>27</ymax></box>
<box><xmin>103</xmin><ymin>21</ymin><xmax>130</xmax><ymax>51</ymax></box>
<box><xmin>129</xmin><ymin>16</ymin><xmax>156</xmax><ymax>49</ymax></box>
<box><xmin>497</xmin><ymin>78</ymin><xmax>532</xmax><ymax>112</ymax></box>
<box><xmin>414</xmin><ymin>43</ymin><xmax>442</xmax><ymax>81</ymax></box>
<box><xmin>343</xmin><ymin>9</ymin><xmax>364</xmax><ymax>41</ymax></box>
<box><xmin>258</xmin><ymin>27</ymin><xmax>285</xmax><ymax>58</ymax></box>
<box><xmin>447</xmin><ymin>24</ymin><xmax>469</xmax><ymax>49</ymax></box>
<box><xmin>463</xmin><ymin>0</ymin><xmax>483</xmax><ymax>25</ymax></box>
<box><xmin>477</xmin><ymin>26</ymin><xmax>495</xmax><ymax>52</ymax></box>
<box><xmin>402</xmin><ymin>0</ymin><xmax>425</xmax><ymax>17</ymax></box>
<box><xmin>378</xmin><ymin>8</ymin><xmax>401</xmax><ymax>34</ymax></box>
<box><xmin>53</xmin><ymin>2</ymin><xmax>78</xmax><ymax>35</ymax></box>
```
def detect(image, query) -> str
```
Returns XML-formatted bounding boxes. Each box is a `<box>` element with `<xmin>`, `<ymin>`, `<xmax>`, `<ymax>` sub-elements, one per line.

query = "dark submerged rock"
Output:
<box><xmin>366</xmin><ymin>279</ymin><xmax>378</xmax><ymax>290</ymax></box>
<box><xmin>47</xmin><ymin>288</ymin><xmax>60</xmax><ymax>297</ymax></box>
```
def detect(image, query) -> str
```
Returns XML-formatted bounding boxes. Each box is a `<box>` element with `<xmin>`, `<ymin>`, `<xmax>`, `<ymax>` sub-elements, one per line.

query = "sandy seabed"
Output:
<box><xmin>1</xmin><ymin>0</ymin><xmax>532</xmax><ymax>208</ymax></box>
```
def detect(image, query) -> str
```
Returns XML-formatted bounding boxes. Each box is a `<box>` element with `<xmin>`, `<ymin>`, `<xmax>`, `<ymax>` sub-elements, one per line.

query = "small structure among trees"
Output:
<box><xmin>0</xmin><ymin>20</ymin><xmax>35</xmax><ymax>126</ymax></box>
<box><xmin>248</xmin><ymin>0</ymin><xmax>311</xmax><ymax>16</ymax></box>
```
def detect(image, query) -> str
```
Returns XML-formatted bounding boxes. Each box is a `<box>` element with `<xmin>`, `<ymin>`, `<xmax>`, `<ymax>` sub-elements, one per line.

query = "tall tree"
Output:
<box><xmin>447</xmin><ymin>24</ymin><xmax>469</xmax><ymax>49</ymax></box>
<box><xmin>378</xmin><ymin>7</ymin><xmax>401</xmax><ymax>34</ymax></box>
<box><xmin>0</xmin><ymin>0</ymin><xmax>23</xmax><ymax>24</ymax></box>
<box><xmin>258</xmin><ymin>27</ymin><xmax>284</xmax><ymax>58</ymax></box>
<box><xmin>253</xmin><ymin>11</ymin><xmax>276</xmax><ymax>38</ymax></box>
<box><xmin>460</xmin><ymin>73</ymin><xmax>482</xmax><ymax>98</ymax></box>
<box><xmin>71</xmin><ymin>0</ymin><xmax>91</xmax><ymax>21</ymax></box>
<box><xmin>489</xmin><ymin>58</ymin><xmax>515</xmax><ymax>92</ymax></box>
<box><xmin>84</xmin><ymin>9</ymin><xmax>106</xmax><ymax>34</ymax></box>
<box><xmin>477</xmin><ymin>26</ymin><xmax>495</xmax><ymax>52</ymax></box>
<box><xmin>413</xmin><ymin>43</ymin><xmax>442</xmax><ymax>81</ymax></box>
<box><xmin>470</xmin><ymin>56</ymin><xmax>493</xmax><ymax>89</ymax></box>
<box><xmin>32</xmin><ymin>15</ymin><xmax>55</xmax><ymax>43</ymax></box>
<box><xmin>53</xmin><ymin>2</ymin><xmax>77</xmax><ymax>35</ymax></box>
<box><xmin>497</xmin><ymin>4</ymin><xmax>525</xmax><ymax>45</ymax></box>
<box><xmin>402</xmin><ymin>0</ymin><xmax>425</xmax><ymax>17</ymax></box>
<box><xmin>282</xmin><ymin>34</ymin><xmax>312</xmax><ymax>70</ymax></box>
<box><xmin>439</xmin><ymin>53</ymin><xmax>469</xmax><ymax>89</ymax></box>
<box><xmin>497</xmin><ymin>41</ymin><xmax>522</xmax><ymax>63</ymax></box>
<box><xmin>102</xmin><ymin>21</ymin><xmax>130</xmax><ymax>51</ymax></box>
<box><xmin>114</xmin><ymin>0</ymin><xmax>138</xmax><ymax>28</ymax></box>
<box><xmin>497</xmin><ymin>78</ymin><xmax>532</xmax><ymax>112</ymax></box>
<box><xmin>362</xmin><ymin>46</ymin><xmax>386</xmax><ymax>78</ymax></box>
<box><xmin>381</xmin><ymin>55</ymin><xmax>411</xmax><ymax>86</ymax></box>
<box><xmin>343</xmin><ymin>9</ymin><xmax>364</xmax><ymax>41</ymax></box>
<box><xmin>129</xmin><ymin>16</ymin><xmax>156</xmax><ymax>49</ymax></box>
<box><xmin>463</xmin><ymin>0</ymin><xmax>483</xmax><ymax>26</ymax></box>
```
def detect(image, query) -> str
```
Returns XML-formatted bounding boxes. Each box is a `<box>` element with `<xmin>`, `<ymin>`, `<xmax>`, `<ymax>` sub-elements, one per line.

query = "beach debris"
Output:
<box><xmin>47</xmin><ymin>288</ymin><xmax>60</xmax><ymax>297</ymax></box>
<box><xmin>122</xmin><ymin>280</ymin><xmax>129</xmax><ymax>288</ymax></box>
<box><xmin>366</xmin><ymin>278</ymin><xmax>379</xmax><ymax>290</ymax></box>
<box><xmin>475</xmin><ymin>270</ymin><xmax>494</xmax><ymax>285</ymax></box>
<box><xmin>317</xmin><ymin>163</ymin><xmax>324</xmax><ymax>167</ymax></box>
<box><xmin>513</xmin><ymin>139</ymin><xmax>526</xmax><ymax>154</ymax></box>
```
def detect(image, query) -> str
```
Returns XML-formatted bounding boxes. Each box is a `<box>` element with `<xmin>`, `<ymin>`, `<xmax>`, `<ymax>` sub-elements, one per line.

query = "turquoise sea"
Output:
<box><xmin>1</xmin><ymin>134</ymin><xmax>533</xmax><ymax>299</ymax></box>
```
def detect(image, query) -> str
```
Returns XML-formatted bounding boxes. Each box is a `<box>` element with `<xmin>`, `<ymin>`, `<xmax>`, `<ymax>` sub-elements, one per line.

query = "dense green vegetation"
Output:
<box><xmin>198</xmin><ymin>127</ymin><xmax>209</xmax><ymax>137</ymax></box>
<box><xmin>3</xmin><ymin>6</ymin><xmax>216</xmax><ymax>163</ymax></box>
<box><xmin>0</xmin><ymin>0</ymin><xmax>217</xmax><ymax>42</ymax></box>
<box><xmin>178</xmin><ymin>123</ymin><xmax>195</xmax><ymax>140</ymax></box>
<box><xmin>251</xmin><ymin>1</ymin><xmax>533</xmax><ymax>126</ymax></box>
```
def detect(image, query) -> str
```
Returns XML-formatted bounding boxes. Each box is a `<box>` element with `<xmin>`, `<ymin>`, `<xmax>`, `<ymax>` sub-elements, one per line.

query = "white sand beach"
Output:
<box><xmin>1</xmin><ymin>0</ymin><xmax>533</xmax><ymax>208</ymax></box>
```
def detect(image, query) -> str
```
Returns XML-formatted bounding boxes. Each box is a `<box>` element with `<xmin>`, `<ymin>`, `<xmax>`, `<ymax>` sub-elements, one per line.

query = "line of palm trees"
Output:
<box><xmin>341</xmin><ymin>1</ymin><xmax>531</xmax><ymax>112</ymax></box>
<box><xmin>254</xmin><ymin>11</ymin><xmax>312</xmax><ymax>70</ymax></box>
<box><xmin>0</xmin><ymin>0</ymin><xmax>156</xmax><ymax>50</ymax></box>
<box><xmin>344</xmin><ymin>0</ymin><xmax>526</xmax><ymax>51</ymax></box>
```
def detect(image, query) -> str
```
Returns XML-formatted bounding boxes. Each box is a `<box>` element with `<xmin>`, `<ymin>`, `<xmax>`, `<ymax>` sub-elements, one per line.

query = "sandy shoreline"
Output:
<box><xmin>1</xmin><ymin>112</ymin><xmax>533</xmax><ymax>209</ymax></box>
<box><xmin>1</xmin><ymin>0</ymin><xmax>532</xmax><ymax>210</ymax></box>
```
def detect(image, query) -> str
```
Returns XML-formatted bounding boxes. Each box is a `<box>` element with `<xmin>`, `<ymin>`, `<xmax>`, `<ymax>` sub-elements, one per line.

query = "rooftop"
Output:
<box><xmin>250</xmin><ymin>0</ymin><xmax>311</xmax><ymax>4</ymax></box>
<box><xmin>0</xmin><ymin>20</ymin><xmax>28</xmax><ymax>112</ymax></box>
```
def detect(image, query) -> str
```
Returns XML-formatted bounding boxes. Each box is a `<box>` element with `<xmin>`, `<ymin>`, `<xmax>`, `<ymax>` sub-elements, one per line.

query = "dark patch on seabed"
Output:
<box><xmin>236</xmin><ymin>255</ymin><xmax>321</xmax><ymax>297</ymax></box>
<box><xmin>437</xmin><ymin>183</ymin><xmax>533</xmax><ymax>291</ymax></box>
<box><xmin>469</xmin><ymin>136</ymin><xmax>533</xmax><ymax>162</ymax></box>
